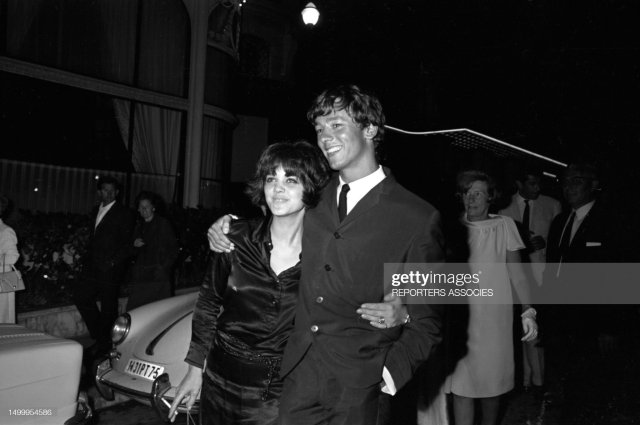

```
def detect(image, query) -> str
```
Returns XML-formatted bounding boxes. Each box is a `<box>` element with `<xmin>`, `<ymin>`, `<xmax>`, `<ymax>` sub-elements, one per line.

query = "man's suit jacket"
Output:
<box><xmin>85</xmin><ymin>202</ymin><xmax>134</xmax><ymax>283</ymax></box>
<box><xmin>543</xmin><ymin>200</ymin><xmax>622</xmax><ymax>334</ymax></box>
<box><xmin>280</xmin><ymin>172</ymin><xmax>445</xmax><ymax>391</ymax></box>
<box><xmin>545</xmin><ymin>200</ymin><xmax>614</xmax><ymax>268</ymax></box>
<box><xmin>500</xmin><ymin>194</ymin><xmax>561</xmax><ymax>285</ymax></box>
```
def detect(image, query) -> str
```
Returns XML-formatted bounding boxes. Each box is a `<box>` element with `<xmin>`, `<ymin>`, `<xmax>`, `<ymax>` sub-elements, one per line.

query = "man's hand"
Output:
<box><xmin>357</xmin><ymin>293</ymin><xmax>408</xmax><ymax>329</ymax></box>
<box><xmin>207</xmin><ymin>214</ymin><xmax>236</xmax><ymax>252</ymax></box>
<box><xmin>168</xmin><ymin>365</ymin><xmax>202</xmax><ymax>423</ymax></box>
<box><xmin>133</xmin><ymin>238</ymin><xmax>145</xmax><ymax>248</ymax></box>
<box><xmin>529</xmin><ymin>235</ymin><xmax>546</xmax><ymax>251</ymax></box>
<box><xmin>521</xmin><ymin>317</ymin><xmax>538</xmax><ymax>342</ymax></box>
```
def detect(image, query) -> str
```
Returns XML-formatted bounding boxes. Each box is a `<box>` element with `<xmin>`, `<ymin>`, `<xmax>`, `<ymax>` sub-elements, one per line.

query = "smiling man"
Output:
<box><xmin>275</xmin><ymin>85</ymin><xmax>445</xmax><ymax>425</ymax></box>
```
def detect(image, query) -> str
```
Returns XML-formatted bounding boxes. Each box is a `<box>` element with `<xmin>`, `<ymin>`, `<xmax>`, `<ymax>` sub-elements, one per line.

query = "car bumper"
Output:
<box><xmin>96</xmin><ymin>359</ymin><xmax>200</xmax><ymax>419</ymax></box>
<box><xmin>0</xmin><ymin>324</ymin><xmax>92</xmax><ymax>425</ymax></box>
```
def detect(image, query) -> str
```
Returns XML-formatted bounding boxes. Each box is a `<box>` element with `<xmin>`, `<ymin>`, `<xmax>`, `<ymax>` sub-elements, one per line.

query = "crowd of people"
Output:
<box><xmin>1</xmin><ymin>83</ymin><xmax>630</xmax><ymax>425</ymax></box>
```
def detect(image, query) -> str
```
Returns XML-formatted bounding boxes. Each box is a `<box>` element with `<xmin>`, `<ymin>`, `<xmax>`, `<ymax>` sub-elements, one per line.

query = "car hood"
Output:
<box><xmin>125</xmin><ymin>291</ymin><xmax>198</xmax><ymax>365</ymax></box>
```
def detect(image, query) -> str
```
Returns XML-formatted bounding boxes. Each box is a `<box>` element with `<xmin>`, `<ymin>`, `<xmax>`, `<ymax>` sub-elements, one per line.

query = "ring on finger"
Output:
<box><xmin>378</xmin><ymin>317</ymin><xmax>385</xmax><ymax>324</ymax></box>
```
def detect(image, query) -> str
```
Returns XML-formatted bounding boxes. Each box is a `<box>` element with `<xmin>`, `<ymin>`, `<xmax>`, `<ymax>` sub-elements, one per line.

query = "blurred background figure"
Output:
<box><xmin>0</xmin><ymin>195</ymin><xmax>20</xmax><ymax>323</ymax></box>
<box><xmin>127</xmin><ymin>191</ymin><xmax>178</xmax><ymax>310</ymax></box>
<box><xmin>74</xmin><ymin>176</ymin><xmax>134</xmax><ymax>359</ymax></box>
<box><xmin>445</xmin><ymin>171</ymin><xmax>537</xmax><ymax>425</ymax></box>
<box><xmin>500</xmin><ymin>165</ymin><xmax>561</xmax><ymax>393</ymax></box>
<box><xmin>542</xmin><ymin>160</ymin><xmax>627</xmax><ymax>405</ymax></box>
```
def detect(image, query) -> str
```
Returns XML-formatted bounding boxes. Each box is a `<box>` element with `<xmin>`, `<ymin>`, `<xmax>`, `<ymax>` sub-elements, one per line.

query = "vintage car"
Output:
<box><xmin>0</xmin><ymin>324</ymin><xmax>92</xmax><ymax>425</ymax></box>
<box><xmin>95</xmin><ymin>290</ymin><xmax>200</xmax><ymax>420</ymax></box>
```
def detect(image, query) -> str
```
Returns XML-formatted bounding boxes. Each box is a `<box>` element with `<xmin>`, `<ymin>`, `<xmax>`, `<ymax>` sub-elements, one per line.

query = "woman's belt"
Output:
<box><xmin>207</xmin><ymin>335</ymin><xmax>282</xmax><ymax>400</ymax></box>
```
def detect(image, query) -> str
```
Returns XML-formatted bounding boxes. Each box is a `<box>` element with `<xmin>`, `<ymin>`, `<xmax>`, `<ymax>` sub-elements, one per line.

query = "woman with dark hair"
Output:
<box><xmin>444</xmin><ymin>170</ymin><xmax>538</xmax><ymax>425</ymax></box>
<box><xmin>127</xmin><ymin>191</ymin><xmax>178</xmax><ymax>310</ymax></box>
<box><xmin>169</xmin><ymin>141</ymin><xmax>405</xmax><ymax>425</ymax></box>
<box><xmin>0</xmin><ymin>195</ymin><xmax>20</xmax><ymax>323</ymax></box>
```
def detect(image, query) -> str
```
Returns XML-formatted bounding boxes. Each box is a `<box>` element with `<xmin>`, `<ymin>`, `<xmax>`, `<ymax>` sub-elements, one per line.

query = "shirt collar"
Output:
<box><xmin>337</xmin><ymin>165</ymin><xmax>385</xmax><ymax>195</ymax></box>
<box><xmin>251</xmin><ymin>215</ymin><xmax>273</xmax><ymax>246</ymax></box>
<box><xmin>99</xmin><ymin>200</ymin><xmax>116</xmax><ymax>210</ymax></box>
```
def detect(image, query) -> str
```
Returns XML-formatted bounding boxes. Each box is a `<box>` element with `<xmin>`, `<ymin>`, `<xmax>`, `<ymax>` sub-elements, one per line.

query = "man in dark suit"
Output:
<box><xmin>542</xmin><ymin>161</ymin><xmax>621</xmax><ymax>403</ymax></box>
<box><xmin>74</xmin><ymin>176</ymin><xmax>134</xmax><ymax>357</ymax></box>
<box><xmin>274</xmin><ymin>85</ymin><xmax>444</xmax><ymax>425</ymax></box>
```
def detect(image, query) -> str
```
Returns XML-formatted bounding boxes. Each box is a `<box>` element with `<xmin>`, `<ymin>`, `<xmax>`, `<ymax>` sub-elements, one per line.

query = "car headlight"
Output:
<box><xmin>111</xmin><ymin>313</ymin><xmax>131</xmax><ymax>345</ymax></box>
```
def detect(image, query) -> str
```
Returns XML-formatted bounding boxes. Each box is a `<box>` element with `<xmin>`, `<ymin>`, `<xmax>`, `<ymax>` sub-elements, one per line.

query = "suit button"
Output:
<box><xmin>334</xmin><ymin>232</ymin><xmax>341</xmax><ymax>239</ymax></box>
<box><xmin>310</xmin><ymin>325</ymin><xmax>319</xmax><ymax>333</ymax></box>
<box><xmin>316</xmin><ymin>296</ymin><xmax>324</xmax><ymax>303</ymax></box>
<box><xmin>324</xmin><ymin>264</ymin><xmax>332</xmax><ymax>271</ymax></box>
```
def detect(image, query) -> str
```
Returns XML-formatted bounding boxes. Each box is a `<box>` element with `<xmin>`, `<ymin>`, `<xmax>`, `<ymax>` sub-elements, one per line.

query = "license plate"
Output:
<box><xmin>124</xmin><ymin>359</ymin><xmax>164</xmax><ymax>381</ymax></box>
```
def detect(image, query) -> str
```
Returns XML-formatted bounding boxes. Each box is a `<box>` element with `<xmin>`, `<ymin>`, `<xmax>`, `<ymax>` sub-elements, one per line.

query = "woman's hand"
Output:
<box><xmin>133</xmin><ymin>238</ymin><xmax>145</xmax><ymax>248</ymax></box>
<box><xmin>207</xmin><ymin>215</ymin><xmax>236</xmax><ymax>252</ymax></box>
<box><xmin>521</xmin><ymin>316</ymin><xmax>538</xmax><ymax>342</ymax></box>
<box><xmin>168</xmin><ymin>365</ymin><xmax>202</xmax><ymax>423</ymax></box>
<box><xmin>357</xmin><ymin>293</ymin><xmax>408</xmax><ymax>329</ymax></box>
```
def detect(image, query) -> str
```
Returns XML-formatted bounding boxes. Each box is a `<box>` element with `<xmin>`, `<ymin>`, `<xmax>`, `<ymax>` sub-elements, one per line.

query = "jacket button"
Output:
<box><xmin>316</xmin><ymin>296</ymin><xmax>324</xmax><ymax>303</ymax></box>
<box><xmin>310</xmin><ymin>325</ymin><xmax>319</xmax><ymax>333</ymax></box>
<box><xmin>334</xmin><ymin>232</ymin><xmax>341</xmax><ymax>239</ymax></box>
<box><xmin>324</xmin><ymin>264</ymin><xmax>332</xmax><ymax>271</ymax></box>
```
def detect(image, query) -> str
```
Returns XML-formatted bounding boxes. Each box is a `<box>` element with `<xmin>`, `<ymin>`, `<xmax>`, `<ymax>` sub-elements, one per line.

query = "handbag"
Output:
<box><xmin>0</xmin><ymin>254</ymin><xmax>25</xmax><ymax>293</ymax></box>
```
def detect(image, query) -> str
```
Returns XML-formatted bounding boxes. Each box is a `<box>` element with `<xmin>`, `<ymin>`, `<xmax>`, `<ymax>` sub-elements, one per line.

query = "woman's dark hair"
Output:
<box><xmin>307</xmin><ymin>84</ymin><xmax>386</xmax><ymax>148</ymax></box>
<box><xmin>456</xmin><ymin>170</ymin><xmax>499</xmax><ymax>203</ymax></box>
<box><xmin>246</xmin><ymin>141</ymin><xmax>331</xmax><ymax>209</ymax></box>
<box><xmin>134</xmin><ymin>191</ymin><xmax>166</xmax><ymax>216</ymax></box>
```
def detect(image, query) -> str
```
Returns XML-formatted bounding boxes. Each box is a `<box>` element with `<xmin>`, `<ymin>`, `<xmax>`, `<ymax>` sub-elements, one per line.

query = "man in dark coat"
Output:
<box><xmin>74</xmin><ymin>176</ymin><xmax>134</xmax><ymax>357</ymax></box>
<box><xmin>275</xmin><ymin>85</ymin><xmax>444</xmax><ymax>425</ymax></box>
<box><xmin>542</xmin><ymin>161</ymin><xmax>626</xmax><ymax>404</ymax></box>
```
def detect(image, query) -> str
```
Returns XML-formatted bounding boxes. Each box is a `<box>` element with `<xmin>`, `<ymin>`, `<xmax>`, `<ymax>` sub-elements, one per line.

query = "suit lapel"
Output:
<box><xmin>340</xmin><ymin>181</ymin><xmax>384</xmax><ymax>226</ymax></box>
<box><xmin>323</xmin><ymin>169</ymin><xmax>394</xmax><ymax>228</ymax></box>
<box><xmin>339</xmin><ymin>174</ymin><xmax>393</xmax><ymax>227</ymax></box>
<box><xmin>570</xmin><ymin>202</ymin><xmax>598</xmax><ymax>248</ymax></box>
<box><xmin>95</xmin><ymin>203</ymin><xmax>117</xmax><ymax>234</ymax></box>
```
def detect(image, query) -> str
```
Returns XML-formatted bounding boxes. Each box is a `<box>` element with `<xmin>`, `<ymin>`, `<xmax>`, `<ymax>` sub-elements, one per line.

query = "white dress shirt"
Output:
<box><xmin>336</xmin><ymin>166</ymin><xmax>386</xmax><ymax>214</ymax></box>
<box><xmin>95</xmin><ymin>200</ymin><xmax>116</xmax><ymax>228</ymax></box>
<box><xmin>559</xmin><ymin>200</ymin><xmax>595</xmax><ymax>245</ymax></box>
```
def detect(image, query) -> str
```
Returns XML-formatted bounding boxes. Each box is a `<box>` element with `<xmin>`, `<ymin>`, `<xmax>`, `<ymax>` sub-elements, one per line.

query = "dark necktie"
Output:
<box><xmin>559</xmin><ymin>211</ymin><xmax>576</xmax><ymax>257</ymax></box>
<box><xmin>522</xmin><ymin>199</ymin><xmax>530</xmax><ymax>236</ymax></box>
<box><xmin>338</xmin><ymin>184</ymin><xmax>350</xmax><ymax>222</ymax></box>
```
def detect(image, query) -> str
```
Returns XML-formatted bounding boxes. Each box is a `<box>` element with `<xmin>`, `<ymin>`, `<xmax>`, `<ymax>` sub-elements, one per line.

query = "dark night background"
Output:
<box><xmin>2</xmin><ymin>0</ymin><xmax>638</xmax><ymax>207</ymax></box>
<box><xmin>2</xmin><ymin>3</ymin><xmax>640</xmax><ymax>423</ymax></box>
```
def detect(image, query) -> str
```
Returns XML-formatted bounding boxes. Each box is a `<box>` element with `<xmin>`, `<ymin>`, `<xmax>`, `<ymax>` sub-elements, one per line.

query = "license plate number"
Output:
<box><xmin>124</xmin><ymin>359</ymin><xmax>164</xmax><ymax>381</ymax></box>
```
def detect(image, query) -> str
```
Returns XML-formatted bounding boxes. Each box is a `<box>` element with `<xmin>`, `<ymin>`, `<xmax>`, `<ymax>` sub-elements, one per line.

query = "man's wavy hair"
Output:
<box><xmin>246</xmin><ymin>141</ymin><xmax>331</xmax><ymax>209</ymax></box>
<box><xmin>307</xmin><ymin>84</ymin><xmax>386</xmax><ymax>150</ymax></box>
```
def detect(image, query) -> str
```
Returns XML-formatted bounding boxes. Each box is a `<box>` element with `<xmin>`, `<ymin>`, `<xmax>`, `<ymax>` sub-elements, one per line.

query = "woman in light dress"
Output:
<box><xmin>0</xmin><ymin>195</ymin><xmax>20</xmax><ymax>323</ymax></box>
<box><xmin>444</xmin><ymin>171</ymin><xmax>538</xmax><ymax>425</ymax></box>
